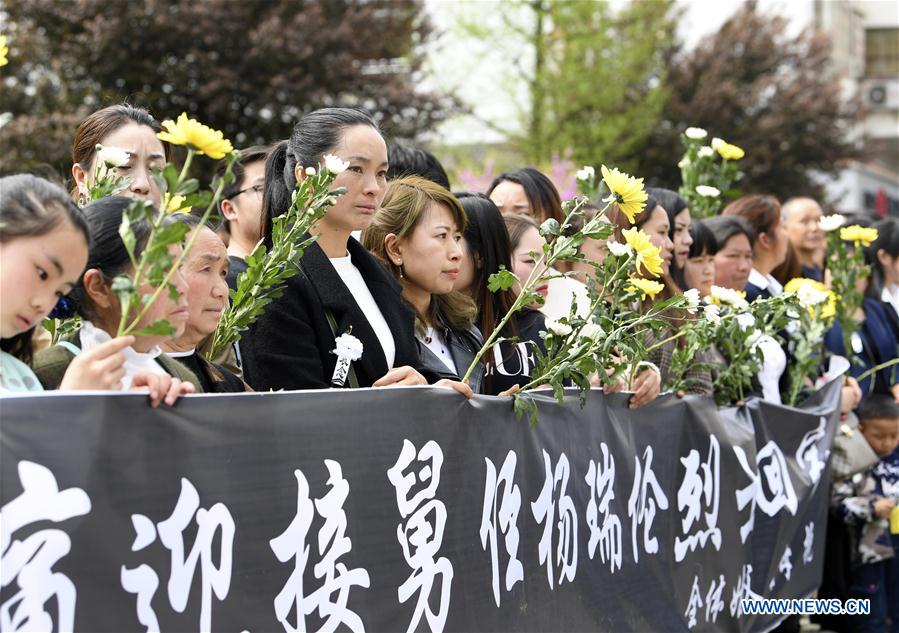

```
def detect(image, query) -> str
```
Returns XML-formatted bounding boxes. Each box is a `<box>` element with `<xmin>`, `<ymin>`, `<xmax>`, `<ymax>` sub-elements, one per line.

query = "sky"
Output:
<box><xmin>420</xmin><ymin>0</ymin><xmax>816</xmax><ymax>145</ymax></box>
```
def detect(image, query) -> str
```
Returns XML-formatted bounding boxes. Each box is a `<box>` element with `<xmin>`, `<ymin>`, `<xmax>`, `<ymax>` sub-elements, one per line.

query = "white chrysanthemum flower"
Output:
<box><xmin>546</xmin><ymin>320</ymin><xmax>573</xmax><ymax>337</ymax></box>
<box><xmin>683</xmin><ymin>288</ymin><xmax>701</xmax><ymax>313</ymax></box>
<box><xmin>696</xmin><ymin>185</ymin><xmax>721</xmax><ymax>198</ymax></box>
<box><xmin>794</xmin><ymin>284</ymin><xmax>830</xmax><ymax>309</ymax></box>
<box><xmin>736</xmin><ymin>312</ymin><xmax>756</xmax><ymax>331</ymax></box>
<box><xmin>710</xmin><ymin>285</ymin><xmax>749</xmax><ymax>308</ymax></box>
<box><xmin>678</xmin><ymin>157</ymin><xmax>691</xmax><ymax>169</ymax></box>
<box><xmin>97</xmin><ymin>145</ymin><xmax>130</xmax><ymax>168</ymax></box>
<box><xmin>305</xmin><ymin>166</ymin><xmax>317</xmax><ymax>176</ymax></box>
<box><xmin>606</xmin><ymin>241</ymin><xmax>633</xmax><ymax>257</ymax></box>
<box><xmin>579</xmin><ymin>322</ymin><xmax>603</xmax><ymax>341</ymax></box>
<box><xmin>576</xmin><ymin>166</ymin><xmax>595</xmax><ymax>182</ymax></box>
<box><xmin>711</xmin><ymin>137</ymin><xmax>725</xmax><ymax>150</ymax></box>
<box><xmin>703</xmin><ymin>303</ymin><xmax>721</xmax><ymax>325</ymax></box>
<box><xmin>333</xmin><ymin>332</ymin><xmax>363</xmax><ymax>361</ymax></box>
<box><xmin>685</xmin><ymin>127</ymin><xmax>708</xmax><ymax>140</ymax></box>
<box><xmin>698</xmin><ymin>146</ymin><xmax>714</xmax><ymax>158</ymax></box>
<box><xmin>323</xmin><ymin>154</ymin><xmax>349</xmax><ymax>175</ymax></box>
<box><xmin>819</xmin><ymin>214</ymin><xmax>846</xmax><ymax>232</ymax></box>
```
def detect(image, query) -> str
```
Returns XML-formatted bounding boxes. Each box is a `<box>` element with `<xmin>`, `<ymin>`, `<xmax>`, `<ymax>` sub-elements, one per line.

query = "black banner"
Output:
<box><xmin>0</xmin><ymin>379</ymin><xmax>841</xmax><ymax>632</ymax></box>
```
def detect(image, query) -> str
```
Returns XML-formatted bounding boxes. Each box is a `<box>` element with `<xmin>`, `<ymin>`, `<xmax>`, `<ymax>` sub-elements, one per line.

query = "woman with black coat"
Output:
<box><xmin>239</xmin><ymin>108</ymin><xmax>471</xmax><ymax>396</ymax></box>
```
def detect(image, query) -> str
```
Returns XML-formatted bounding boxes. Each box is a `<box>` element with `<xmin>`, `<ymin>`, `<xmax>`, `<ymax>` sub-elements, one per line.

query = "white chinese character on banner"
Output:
<box><xmin>729</xmin><ymin>563</ymin><xmax>761</xmax><ymax>618</ymax></box>
<box><xmin>803</xmin><ymin>522</ymin><xmax>815</xmax><ymax>564</ymax></box>
<box><xmin>796</xmin><ymin>417</ymin><xmax>829</xmax><ymax>485</ymax></box>
<box><xmin>270</xmin><ymin>461</ymin><xmax>370</xmax><ymax>633</ymax></box>
<box><xmin>1</xmin><ymin>461</ymin><xmax>91</xmax><ymax>633</ymax></box>
<box><xmin>479</xmin><ymin>451</ymin><xmax>523</xmax><ymax>607</ymax></box>
<box><xmin>387</xmin><ymin>440</ymin><xmax>453</xmax><ymax>633</ymax></box>
<box><xmin>530</xmin><ymin>450</ymin><xmax>578</xmax><ymax>589</ymax></box>
<box><xmin>779</xmin><ymin>546</ymin><xmax>793</xmax><ymax>581</ymax></box>
<box><xmin>627</xmin><ymin>446</ymin><xmax>669</xmax><ymax>563</ymax></box>
<box><xmin>585</xmin><ymin>443</ymin><xmax>622</xmax><ymax>574</ymax></box>
<box><xmin>705</xmin><ymin>574</ymin><xmax>726</xmax><ymax>623</ymax></box>
<box><xmin>120</xmin><ymin>478</ymin><xmax>235</xmax><ymax>633</ymax></box>
<box><xmin>684</xmin><ymin>575</ymin><xmax>703</xmax><ymax>629</ymax></box>
<box><xmin>733</xmin><ymin>441</ymin><xmax>798</xmax><ymax>543</ymax></box>
<box><xmin>674</xmin><ymin>435</ymin><xmax>722</xmax><ymax>562</ymax></box>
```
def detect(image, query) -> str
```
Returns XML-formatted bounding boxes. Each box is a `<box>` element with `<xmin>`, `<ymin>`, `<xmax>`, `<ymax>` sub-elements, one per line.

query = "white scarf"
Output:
<box><xmin>79</xmin><ymin>320</ymin><xmax>167</xmax><ymax>389</ymax></box>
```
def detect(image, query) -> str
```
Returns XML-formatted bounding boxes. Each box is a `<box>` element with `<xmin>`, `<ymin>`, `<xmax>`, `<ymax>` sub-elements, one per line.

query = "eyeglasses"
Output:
<box><xmin>231</xmin><ymin>183</ymin><xmax>264</xmax><ymax>199</ymax></box>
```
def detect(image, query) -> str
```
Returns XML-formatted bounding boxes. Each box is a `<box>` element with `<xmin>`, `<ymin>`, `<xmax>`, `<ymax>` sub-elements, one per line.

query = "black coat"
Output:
<box><xmin>416</xmin><ymin>323</ymin><xmax>485</xmax><ymax>393</ymax></box>
<box><xmin>239</xmin><ymin>237</ymin><xmax>438</xmax><ymax>390</ymax></box>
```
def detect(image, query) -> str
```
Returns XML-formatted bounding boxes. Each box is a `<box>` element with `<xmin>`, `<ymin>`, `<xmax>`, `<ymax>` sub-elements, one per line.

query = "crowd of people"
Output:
<box><xmin>2</xmin><ymin>102</ymin><xmax>899</xmax><ymax>629</ymax></box>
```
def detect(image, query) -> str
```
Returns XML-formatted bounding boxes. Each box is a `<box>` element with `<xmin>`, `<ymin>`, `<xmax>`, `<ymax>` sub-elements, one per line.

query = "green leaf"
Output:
<box><xmin>130</xmin><ymin>319</ymin><xmax>177</xmax><ymax>337</ymax></box>
<box><xmin>539</xmin><ymin>218</ymin><xmax>561</xmax><ymax>238</ymax></box>
<box><xmin>488</xmin><ymin>267</ymin><xmax>517</xmax><ymax>293</ymax></box>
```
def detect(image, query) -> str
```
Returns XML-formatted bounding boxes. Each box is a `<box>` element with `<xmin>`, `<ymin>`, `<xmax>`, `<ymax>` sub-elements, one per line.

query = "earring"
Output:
<box><xmin>395</xmin><ymin>260</ymin><xmax>404</xmax><ymax>279</ymax></box>
<box><xmin>78</xmin><ymin>193</ymin><xmax>86</xmax><ymax>206</ymax></box>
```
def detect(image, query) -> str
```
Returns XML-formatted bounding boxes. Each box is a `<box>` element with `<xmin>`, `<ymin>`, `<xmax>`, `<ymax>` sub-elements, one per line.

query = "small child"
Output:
<box><xmin>832</xmin><ymin>394</ymin><xmax>899</xmax><ymax>632</ymax></box>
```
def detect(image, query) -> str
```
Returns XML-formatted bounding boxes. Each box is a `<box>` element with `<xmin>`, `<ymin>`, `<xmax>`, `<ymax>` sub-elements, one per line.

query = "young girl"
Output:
<box><xmin>240</xmin><ymin>107</ymin><xmax>469</xmax><ymax>396</ymax></box>
<box><xmin>361</xmin><ymin>176</ymin><xmax>485</xmax><ymax>392</ymax></box>
<box><xmin>31</xmin><ymin>196</ymin><xmax>199</xmax><ymax>402</ymax></box>
<box><xmin>1</xmin><ymin>176</ymin><xmax>189</xmax><ymax>406</ymax></box>
<box><xmin>682</xmin><ymin>220</ymin><xmax>718</xmax><ymax>299</ymax></box>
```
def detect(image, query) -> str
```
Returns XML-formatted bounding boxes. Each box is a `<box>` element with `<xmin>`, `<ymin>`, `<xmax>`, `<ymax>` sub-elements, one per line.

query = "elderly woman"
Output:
<box><xmin>160</xmin><ymin>215</ymin><xmax>248</xmax><ymax>393</ymax></box>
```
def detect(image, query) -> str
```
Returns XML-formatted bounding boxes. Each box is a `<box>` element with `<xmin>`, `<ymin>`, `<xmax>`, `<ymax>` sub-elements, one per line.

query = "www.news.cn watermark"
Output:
<box><xmin>740</xmin><ymin>598</ymin><xmax>870</xmax><ymax>616</ymax></box>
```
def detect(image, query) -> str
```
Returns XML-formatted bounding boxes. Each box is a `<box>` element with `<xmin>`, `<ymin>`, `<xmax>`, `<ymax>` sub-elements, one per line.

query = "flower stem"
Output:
<box><xmin>119</xmin><ymin>155</ymin><xmax>232</xmax><ymax>336</ymax></box>
<box><xmin>856</xmin><ymin>358</ymin><xmax>899</xmax><ymax>384</ymax></box>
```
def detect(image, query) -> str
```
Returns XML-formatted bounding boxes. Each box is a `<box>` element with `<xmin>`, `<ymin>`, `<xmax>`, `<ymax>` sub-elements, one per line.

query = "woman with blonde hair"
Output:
<box><xmin>362</xmin><ymin>176</ymin><xmax>485</xmax><ymax>392</ymax></box>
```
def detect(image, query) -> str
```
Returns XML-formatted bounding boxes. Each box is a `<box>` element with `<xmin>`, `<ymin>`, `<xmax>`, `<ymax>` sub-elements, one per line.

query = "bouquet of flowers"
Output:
<box><xmin>821</xmin><ymin>214</ymin><xmax>878</xmax><ymax>364</ymax></box>
<box><xmin>114</xmin><ymin>113</ymin><xmax>238</xmax><ymax>337</ymax></box>
<box><xmin>462</xmin><ymin>165</ymin><xmax>690</xmax><ymax>424</ymax></box>
<box><xmin>783</xmin><ymin>277</ymin><xmax>838</xmax><ymax>406</ymax></box>
<box><xmin>677</xmin><ymin>127</ymin><xmax>744</xmax><ymax>220</ymax></box>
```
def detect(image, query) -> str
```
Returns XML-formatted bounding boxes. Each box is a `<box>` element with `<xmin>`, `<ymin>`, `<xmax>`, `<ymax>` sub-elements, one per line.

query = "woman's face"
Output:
<box><xmin>571</xmin><ymin>235</ymin><xmax>607</xmax><ymax>285</ymax></box>
<box><xmin>641</xmin><ymin>206</ymin><xmax>674</xmax><ymax>275</ymax></box>
<box><xmin>879</xmin><ymin>250</ymin><xmax>899</xmax><ymax>287</ymax></box>
<box><xmin>714</xmin><ymin>234</ymin><xmax>754</xmax><ymax>290</ymax></box>
<box><xmin>456</xmin><ymin>236</ymin><xmax>477</xmax><ymax>296</ymax></box>
<box><xmin>75</xmin><ymin>122</ymin><xmax>167</xmax><ymax>208</ymax></box>
<box><xmin>490</xmin><ymin>181</ymin><xmax>532</xmax><ymax>218</ymax></box>
<box><xmin>763</xmin><ymin>217</ymin><xmax>789</xmax><ymax>268</ymax></box>
<box><xmin>684</xmin><ymin>250</ymin><xmax>716</xmax><ymax>299</ymax></box>
<box><xmin>511</xmin><ymin>227</ymin><xmax>549</xmax><ymax>307</ymax></box>
<box><xmin>318</xmin><ymin>125</ymin><xmax>388</xmax><ymax>235</ymax></box>
<box><xmin>130</xmin><ymin>246</ymin><xmax>190</xmax><ymax>351</ymax></box>
<box><xmin>179</xmin><ymin>227</ymin><xmax>229</xmax><ymax>345</ymax></box>
<box><xmin>672</xmin><ymin>208</ymin><xmax>693</xmax><ymax>269</ymax></box>
<box><xmin>0</xmin><ymin>220</ymin><xmax>88</xmax><ymax>339</ymax></box>
<box><xmin>396</xmin><ymin>203</ymin><xmax>464</xmax><ymax>298</ymax></box>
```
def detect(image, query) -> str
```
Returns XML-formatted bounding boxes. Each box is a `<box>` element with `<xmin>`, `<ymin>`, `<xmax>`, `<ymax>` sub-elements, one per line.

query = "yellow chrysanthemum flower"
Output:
<box><xmin>157</xmin><ymin>112</ymin><xmax>233</xmax><ymax>159</ymax></box>
<box><xmin>163</xmin><ymin>194</ymin><xmax>187</xmax><ymax>213</ymax></box>
<box><xmin>601</xmin><ymin>165</ymin><xmax>648</xmax><ymax>224</ymax></box>
<box><xmin>839</xmin><ymin>225</ymin><xmax>878</xmax><ymax>247</ymax></box>
<box><xmin>716</xmin><ymin>142</ymin><xmax>745</xmax><ymax>161</ymax></box>
<box><xmin>784</xmin><ymin>278</ymin><xmax>837</xmax><ymax>322</ymax></box>
<box><xmin>626</xmin><ymin>277</ymin><xmax>665</xmax><ymax>300</ymax></box>
<box><xmin>0</xmin><ymin>35</ymin><xmax>8</xmax><ymax>67</ymax></box>
<box><xmin>622</xmin><ymin>227</ymin><xmax>664</xmax><ymax>278</ymax></box>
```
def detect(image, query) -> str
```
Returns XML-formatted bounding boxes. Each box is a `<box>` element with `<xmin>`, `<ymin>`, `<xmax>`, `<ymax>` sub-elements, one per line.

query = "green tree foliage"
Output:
<box><xmin>457</xmin><ymin>0</ymin><xmax>677</xmax><ymax>171</ymax></box>
<box><xmin>637</xmin><ymin>0</ymin><xmax>860</xmax><ymax>200</ymax></box>
<box><xmin>0</xmin><ymin>0</ymin><xmax>449</xmax><ymax>179</ymax></box>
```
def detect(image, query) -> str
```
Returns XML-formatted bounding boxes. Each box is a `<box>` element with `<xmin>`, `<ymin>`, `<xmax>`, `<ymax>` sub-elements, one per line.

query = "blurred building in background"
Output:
<box><xmin>814</xmin><ymin>0</ymin><xmax>898</xmax><ymax>216</ymax></box>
